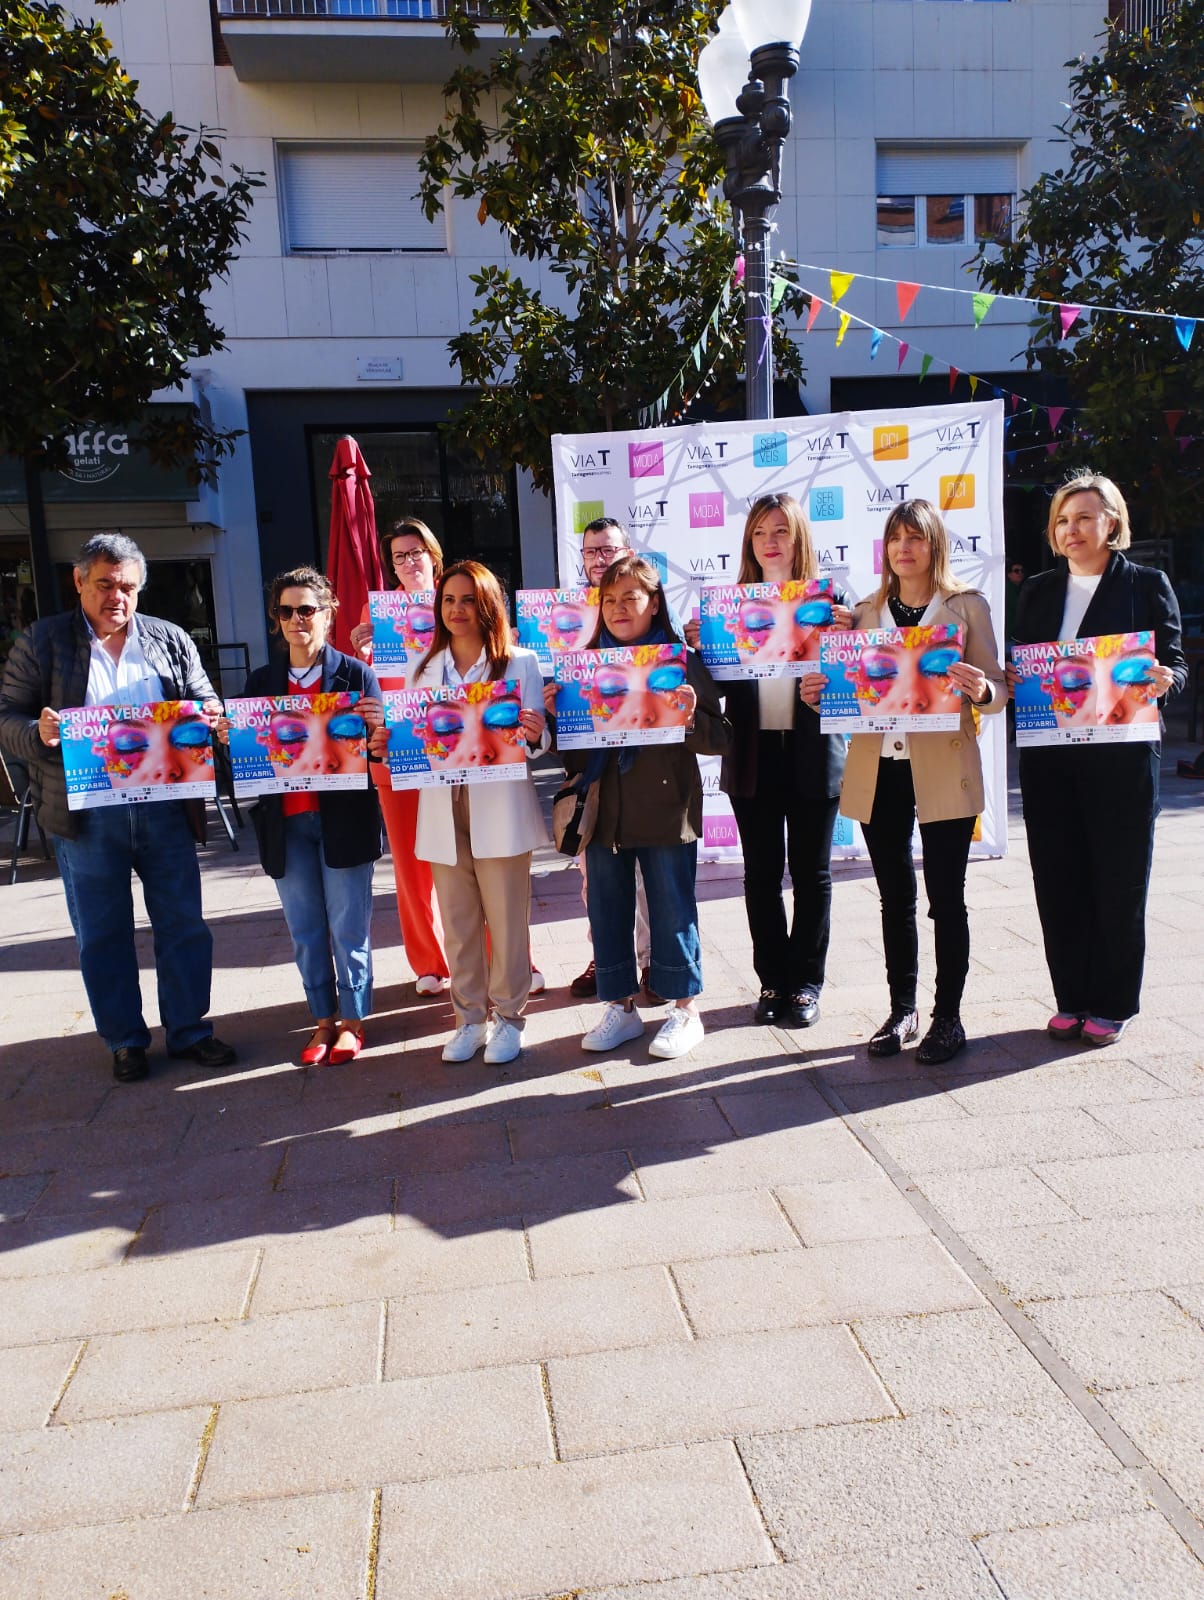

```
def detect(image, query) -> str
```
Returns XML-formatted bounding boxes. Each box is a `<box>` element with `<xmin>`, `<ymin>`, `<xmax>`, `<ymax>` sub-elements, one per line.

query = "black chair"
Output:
<box><xmin>198</xmin><ymin>642</ymin><xmax>254</xmax><ymax>848</ymax></box>
<box><xmin>1</xmin><ymin>749</ymin><xmax>50</xmax><ymax>886</ymax></box>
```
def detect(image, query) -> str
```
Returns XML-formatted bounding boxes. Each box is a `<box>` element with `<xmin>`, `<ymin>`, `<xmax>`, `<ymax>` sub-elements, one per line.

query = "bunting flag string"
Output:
<box><xmin>896</xmin><ymin>282</ymin><xmax>921</xmax><ymax>322</ymax></box>
<box><xmin>972</xmin><ymin>292</ymin><xmax>996</xmax><ymax>329</ymax></box>
<box><xmin>830</xmin><ymin>271</ymin><xmax>855</xmax><ymax>307</ymax></box>
<box><xmin>896</xmin><ymin>341</ymin><xmax>909</xmax><ymax>371</ymax></box>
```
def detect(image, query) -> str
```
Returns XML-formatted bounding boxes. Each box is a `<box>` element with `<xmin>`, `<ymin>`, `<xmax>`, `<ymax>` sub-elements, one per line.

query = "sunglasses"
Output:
<box><xmin>273</xmin><ymin>603</ymin><xmax>327</xmax><ymax>621</ymax></box>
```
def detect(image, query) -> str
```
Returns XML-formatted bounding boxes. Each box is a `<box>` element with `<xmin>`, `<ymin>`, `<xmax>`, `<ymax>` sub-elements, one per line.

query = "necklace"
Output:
<box><xmin>288</xmin><ymin>660</ymin><xmax>322</xmax><ymax>688</ymax></box>
<box><xmin>889</xmin><ymin>594</ymin><xmax>932</xmax><ymax>627</ymax></box>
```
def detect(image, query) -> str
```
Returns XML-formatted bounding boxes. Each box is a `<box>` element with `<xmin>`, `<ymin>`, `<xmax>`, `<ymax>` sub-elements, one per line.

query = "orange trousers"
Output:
<box><xmin>372</xmin><ymin>769</ymin><xmax>449</xmax><ymax>980</ymax></box>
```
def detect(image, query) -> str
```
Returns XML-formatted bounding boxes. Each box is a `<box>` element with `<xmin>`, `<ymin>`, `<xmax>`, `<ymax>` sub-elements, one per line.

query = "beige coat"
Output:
<box><xmin>839</xmin><ymin>589</ymin><xmax>1006</xmax><ymax>825</ymax></box>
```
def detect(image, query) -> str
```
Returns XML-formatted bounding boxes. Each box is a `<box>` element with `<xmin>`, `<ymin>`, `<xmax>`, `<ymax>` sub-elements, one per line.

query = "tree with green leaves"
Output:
<box><xmin>420</xmin><ymin>0</ymin><xmax>803</xmax><ymax>493</ymax></box>
<box><xmin>977</xmin><ymin>1</ymin><xmax>1204</xmax><ymax>544</ymax></box>
<box><xmin>0</xmin><ymin>0</ymin><xmax>260</xmax><ymax>605</ymax></box>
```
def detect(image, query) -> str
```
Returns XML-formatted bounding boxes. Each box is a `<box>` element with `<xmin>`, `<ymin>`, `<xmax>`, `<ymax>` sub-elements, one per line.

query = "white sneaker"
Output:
<box><xmin>416</xmin><ymin>974</ymin><xmax>450</xmax><ymax>996</ymax></box>
<box><xmin>441</xmin><ymin>1022</ymin><xmax>489</xmax><ymax>1063</ymax></box>
<box><xmin>529</xmin><ymin>968</ymin><xmax>546</xmax><ymax>995</ymax></box>
<box><xmin>649</xmin><ymin>1007</ymin><xmax>704</xmax><ymax>1059</ymax></box>
<box><xmin>483</xmin><ymin>1018</ymin><xmax>523</xmax><ymax>1065</ymax></box>
<box><xmin>582</xmin><ymin>1002</ymin><xmax>645</xmax><ymax>1053</ymax></box>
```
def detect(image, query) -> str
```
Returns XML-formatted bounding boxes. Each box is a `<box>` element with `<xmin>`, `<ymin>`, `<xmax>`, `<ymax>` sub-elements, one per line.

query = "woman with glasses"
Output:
<box><xmin>349</xmin><ymin>518</ymin><xmax>451</xmax><ymax>997</ymax></box>
<box><xmin>804</xmin><ymin>500</ymin><xmax>1005</xmax><ymax>1065</ymax></box>
<box><xmin>1011</xmin><ymin>473</ymin><xmax>1185</xmax><ymax>1046</ymax></box>
<box><xmin>236</xmin><ymin>566</ymin><xmax>384</xmax><ymax>1066</ymax></box>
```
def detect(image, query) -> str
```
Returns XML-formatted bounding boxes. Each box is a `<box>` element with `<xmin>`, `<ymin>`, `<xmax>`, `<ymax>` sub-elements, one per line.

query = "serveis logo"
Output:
<box><xmin>872</xmin><ymin>425</ymin><xmax>909</xmax><ymax>461</ymax></box>
<box><xmin>809</xmin><ymin>486</ymin><xmax>844</xmax><ymax>522</ymax></box>
<box><xmin>754</xmin><ymin>433</ymin><xmax>788</xmax><ymax>468</ymax></box>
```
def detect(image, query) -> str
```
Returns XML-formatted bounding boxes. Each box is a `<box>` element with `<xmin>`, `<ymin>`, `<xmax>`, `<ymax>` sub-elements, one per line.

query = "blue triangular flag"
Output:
<box><xmin>1175</xmin><ymin>317</ymin><xmax>1196</xmax><ymax>352</ymax></box>
<box><xmin>869</xmin><ymin>329</ymin><xmax>884</xmax><ymax>361</ymax></box>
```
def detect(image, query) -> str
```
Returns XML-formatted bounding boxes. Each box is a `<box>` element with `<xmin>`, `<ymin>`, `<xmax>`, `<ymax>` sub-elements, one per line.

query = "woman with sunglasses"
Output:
<box><xmin>349</xmin><ymin>518</ymin><xmax>451</xmax><ymax>998</ymax></box>
<box><xmin>804</xmin><ymin>500</ymin><xmax>1004</xmax><ymax>1064</ymax></box>
<box><xmin>239</xmin><ymin>566</ymin><xmax>384</xmax><ymax>1066</ymax></box>
<box><xmin>1011</xmin><ymin>473</ymin><xmax>1185</xmax><ymax>1047</ymax></box>
<box><xmin>410</xmin><ymin>561</ymin><xmax>549</xmax><ymax>1067</ymax></box>
<box><xmin>559</xmin><ymin>556</ymin><xmax>731</xmax><ymax>1061</ymax></box>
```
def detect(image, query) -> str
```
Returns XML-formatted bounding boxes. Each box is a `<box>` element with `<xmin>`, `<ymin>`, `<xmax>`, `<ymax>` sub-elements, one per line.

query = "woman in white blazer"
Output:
<box><xmin>409</xmin><ymin>561</ymin><xmax>549</xmax><ymax>1067</ymax></box>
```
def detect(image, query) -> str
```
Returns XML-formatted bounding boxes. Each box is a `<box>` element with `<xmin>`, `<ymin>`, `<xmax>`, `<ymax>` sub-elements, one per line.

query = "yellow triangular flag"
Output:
<box><xmin>830</xmin><ymin>272</ymin><xmax>855</xmax><ymax>306</ymax></box>
<box><xmin>835</xmin><ymin>311</ymin><xmax>851</xmax><ymax>347</ymax></box>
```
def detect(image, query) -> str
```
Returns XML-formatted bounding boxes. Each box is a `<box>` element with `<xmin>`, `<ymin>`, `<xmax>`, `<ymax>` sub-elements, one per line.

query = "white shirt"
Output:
<box><xmin>758</xmin><ymin>675</ymin><xmax>796</xmax><ymax>732</ymax></box>
<box><xmin>1060</xmin><ymin>574</ymin><xmax>1102</xmax><ymax>641</ymax></box>
<box><xmin>442</xmin><ymin>647</ymin><xmax>488</xmax><ymax>689</ymax></box>
<box><xmin>84</xmin><ymin>614</ymin><xmax>165</xmax><ymax>707</ymax></box>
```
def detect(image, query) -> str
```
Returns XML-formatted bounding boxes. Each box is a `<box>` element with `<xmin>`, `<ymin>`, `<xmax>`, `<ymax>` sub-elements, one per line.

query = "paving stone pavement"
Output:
<box><xmin>1</xmin><ymin>747</ymin><xmax>1203</xmax><ymax>1599</ymax></box>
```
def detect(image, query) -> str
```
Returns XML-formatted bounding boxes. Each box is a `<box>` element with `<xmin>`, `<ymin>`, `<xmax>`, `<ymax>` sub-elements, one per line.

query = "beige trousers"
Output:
<box><xmin>431</xmin><ymin>785</ymin><xmax>532</xmax><ymax>1027</ymax></box>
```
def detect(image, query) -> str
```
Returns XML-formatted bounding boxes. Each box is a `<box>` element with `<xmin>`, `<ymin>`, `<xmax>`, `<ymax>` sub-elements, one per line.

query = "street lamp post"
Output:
<box><xmin>698</xmin><ymin>1</ymin><xmax>812</xmax><ymax>423</ymax></box>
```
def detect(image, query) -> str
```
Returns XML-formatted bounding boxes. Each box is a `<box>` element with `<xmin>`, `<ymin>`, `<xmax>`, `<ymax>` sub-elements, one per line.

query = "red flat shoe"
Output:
<box><xmin>329</xmin><ymin>1023</ymin><xmax>365</xmax><ymax>1065</ymax></box>
<box><xmin>300</xmin><ymin>1020</ymin><xmax>336</xmax><ymax>1066</ymax></box>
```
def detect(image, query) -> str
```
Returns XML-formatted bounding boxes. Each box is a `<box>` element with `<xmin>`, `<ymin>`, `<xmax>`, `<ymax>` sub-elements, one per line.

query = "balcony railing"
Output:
<box><xmin>1111</xmin><ymin>0</ymin><xmax>1174</xmax><ymax>30</ymax></box>
<box><xmin>217</xmin><ymin>1</ymin><xmax>493</xmax><ymax>17</ymax></box>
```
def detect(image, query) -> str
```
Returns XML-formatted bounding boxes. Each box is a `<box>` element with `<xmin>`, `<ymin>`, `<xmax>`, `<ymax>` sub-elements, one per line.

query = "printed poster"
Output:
<box><xmin>699</xmin><ymin>577</ymin><xmax>835</xmax><ymax>680</ymax></box>
<box><xmin>516</xmin><ymin>587</ymin><xmax>600</xmax><ymax>675</ymax></box>
<box><xmin>226</xmin><ymin>693</ymin><xmax>369</xmax><ymax>796</ymax></box>
<box><xmin>384</xmin><ymin>679</ymin><xmax>529</xmax><ymax>788</ymax></box>
<box><xmin>367</xmin><ymin>588</ymin><xmax>436</xmax><ymax>682</ymax></box>
<box><xmin>553</xmin><ymin>643</ymin><xmax>691</xmax><ymax>750</ymax></box>
<box><xmin>1012</xmin><ymin>631</ymin><xmax>1161</xmax><ymax>746</ymax></box>
<box><xmin>819</xmin><ymin>624</ymin><xmax>966</xmax><ymax>734</ymax></box>
<box><xmin>61</xmin><ymin>700</ymin><xmax>215</xmax><ymax>811</ymax></box>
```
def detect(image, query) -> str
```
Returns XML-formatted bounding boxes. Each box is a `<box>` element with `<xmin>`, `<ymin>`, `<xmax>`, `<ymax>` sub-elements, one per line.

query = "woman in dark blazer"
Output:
<box><xmin>237</xmin><ymin>566</ymin><xmax>384</xmax><ymax>1066</ymax></box>
<box><xmin>1013</xmin><ymin>473</ymin><xmax>1186</xmax><ymax>1046</ymax></box>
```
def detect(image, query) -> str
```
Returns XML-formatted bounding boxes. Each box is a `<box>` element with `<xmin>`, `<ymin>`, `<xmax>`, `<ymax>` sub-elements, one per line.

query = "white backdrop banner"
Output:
<box><xmin>551</xmin><ymin>400</ymin><xmax>1007</xmax><ymax>858</ymax></box>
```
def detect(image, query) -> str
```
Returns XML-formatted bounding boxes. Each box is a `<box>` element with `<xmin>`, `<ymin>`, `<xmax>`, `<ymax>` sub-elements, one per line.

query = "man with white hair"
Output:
<box><xmin>0</xmin><ymin>533</ymin><xmax>236</xmax><ymax>1081</ymax></box>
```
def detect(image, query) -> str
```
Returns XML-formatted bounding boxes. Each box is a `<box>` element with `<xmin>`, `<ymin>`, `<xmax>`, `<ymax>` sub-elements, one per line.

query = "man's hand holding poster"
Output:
<box><xmin>819</xmin><ymin>624</ymin><xmax>966</xmax><ymax>733</ymax></box>
<box><xmin>1011</xmin><ymin>631</ymin><xmax>1161</xmax><ymax>745</ymax></box>
<box><xmin>61</xmin><ymin>700</ymin><xmax>216</xmax><ymax>810</ymax></box>
<box><xmin>226</xmin><ymin>693</ymin><xmax>369</xmax><ymax>796</ymax></box>
<box><xmin>516</xmin><ymin>587</ymin><xmax>599</xmax><ymax>675</ymax></box>
<box><xmin>699</xmin><ymin>578</ymin><xmax>835</xmax><ymax>680</ymax></box>
<box><xmin>553</xmin><ymin>643</ymin><xmax>691</xmax><ymax>749</ymax></box>
<box><xmin>385</xmin><ymin>679</ymin><xmax>529</xmax><ymax>788</ymax></box>
<box><xmin>367</xmin><ymin>589</ymin><xmax>436</xmax><ymax>680</ymax></box>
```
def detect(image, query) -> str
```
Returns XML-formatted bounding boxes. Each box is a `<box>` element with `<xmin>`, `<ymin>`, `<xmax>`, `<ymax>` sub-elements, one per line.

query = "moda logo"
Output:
<box><xmin>703</xmin><ymin>816</ymin><xmax>739</xmax><ymax>850</ymax></box>
<box><xmin>689</xmin><ymin>492</ymin><xmax>725</xmax><ymax>529</ymax></box>
<box><xmin>753</xmin><ymin>433</ymin><xmax>788</xmax><ymax>468</ymax></box>
<box><xmin>809</xmin><ymin>486</ymin><xmax>844</xmax><ymax>522</ymax></box>
<box><xmin>571</xmin><ymin>500</ymin><xmax>605</xmax><ymax>535</ymax></box>
<box><xmin>872</xmin><ymin>425</ymin><xmax>909</xmax><ymax>461</ymax></box>
<box><xmin>939</xmin><ymin>474</ymin><xmax>975</xmax><ymax>511</ymax></box>
<box><xmin>873</xmin><ymin>539</ymin><xmax>884</xmax><ymax>575</ymax></box>
<box><xmin>628</xmin><ymin>442</ymin><xmax>664</xmax><ymax>479</ymax></box>
<box><xmin>567</xmin><ymin>447</ymin><xmax>612</xmax><ymax>478</ymax></box>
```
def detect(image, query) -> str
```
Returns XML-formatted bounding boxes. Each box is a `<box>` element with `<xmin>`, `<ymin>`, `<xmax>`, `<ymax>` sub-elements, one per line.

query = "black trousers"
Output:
<box><xmin>859</xmin><ymin>758</ymin><xmax>975</xmax><ymax>1017</ymax></box>
<box><xmin>730</xmin><ymin>732</ymin><xmax>839</xmax><ymax>995</ymax></box>
<box><xmin>1020</xmin><ymin>744</ymin><xmax>1157</xmax><ymax>1021</ymax></box>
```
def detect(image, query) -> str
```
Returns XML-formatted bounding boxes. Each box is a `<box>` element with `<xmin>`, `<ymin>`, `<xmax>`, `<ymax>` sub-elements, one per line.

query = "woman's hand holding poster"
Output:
<box><xmin>385</xmin><ymin>680</ymin><xmax>529</xmax><ymax>788</ymax></box>
<box><xmin>819</xmin><ymin>625</ymin><xmax>966</xmax><ymax>733</ymax></box>
<box><xmin>61</xmin><ymin>700</ymin><xmax>216</xmax><ymax>810</ymax></box>
<box><xmin>699</xmin><ymin>578</ymin><xmax>834</xmax><ymax>680</ymax></box>
<box><xmin>367</xmin><ymin>589</ymin><xmax>436</xmax><ymax>680</ymax></box>
<box><xmin>1011</xmin><ymin>631</ymin><xmax>1161</xmax><ymax>745</ymax></box>
<box><xmin>516</xmin><ymin>587</ymin><xmax>600</xmax><ymax>676</ymax></box>
<box><xmin>553</xmin><ymin>643</ymin><xmax>691</xmax><ymax>749</ymax></box>
<box><xmin>226</xmin><ymin>693</ymin><xmax>369</xmax><ymax>796</ymax></box>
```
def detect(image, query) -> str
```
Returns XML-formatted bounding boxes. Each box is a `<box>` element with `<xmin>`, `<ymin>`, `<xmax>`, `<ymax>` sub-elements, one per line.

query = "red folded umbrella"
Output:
<box><xmin>325</xmin><ymin>435</ymin><xmax>384</xmax><ymax>658</ymax></box>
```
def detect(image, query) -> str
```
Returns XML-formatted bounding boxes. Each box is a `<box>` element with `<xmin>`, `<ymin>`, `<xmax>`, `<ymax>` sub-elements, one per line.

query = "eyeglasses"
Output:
<box><xmin>273</xmin><ymin>603</ymin><xmax>327</xmax><ymax>621</ymax></box>
<box><xmin>392</xmin><ymin>549</ymin><xmax>429</xmax><ymax>566</ymax></box>
<box><xmin>583</xmin><ymin>544</ymin><xmax>627</xmax><ymax>559</ymax></box>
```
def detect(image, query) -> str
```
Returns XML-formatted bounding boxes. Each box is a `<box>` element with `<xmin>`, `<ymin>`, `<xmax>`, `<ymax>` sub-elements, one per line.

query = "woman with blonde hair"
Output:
<box><xmin>716</xmin><ymin>493</ymin><xmax>853</xmax><ymax>1028</ymax></box>
<box><xmin>409</xmin><ymin>560</ymin><xmax>549</xmax><ymax>1066</ymax></box>
<box><xmin>805</xmin><ymin>499</ymin><xmax>1005</xmax><ymax>1064</ymax></box>
<box><xmin>1012</xmin><ymin>472</ymin><xmax>1185</xmax><ymax>1046</ymax></box>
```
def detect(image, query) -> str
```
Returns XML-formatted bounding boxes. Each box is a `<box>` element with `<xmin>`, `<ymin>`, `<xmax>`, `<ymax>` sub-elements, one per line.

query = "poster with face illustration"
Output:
<box><xmin>818</xmin><ymin>624</ymin><xmax>966</xmax><ymax>733</ymax></box>
<box><xmin>699</xmin><ymin>578</ymin><xmax>835</xmax><ymax>680</ymax></box>
<box><xmin>1011</xmin><ymin>631</ymin><xmax>1160</xmax><ymax>746</ymax></box>
<box><xmin>60</xmin><ymin>700</ymin><xmax>216</xmax><ymax>810</ymax></box>
<box><xmin>226</xmin><ymin>693</ymin><xmax>369</xmax><ymax>796</ymax></box>
<box><xmin>367</xmin><ymin>589</ymin><xmax>436</xmax><ymax>681</ymax></box>
<box><xmin>515</xmin><ymin>587</ymin><xmax>600</xmax><ymax>675</ymax></box>
<box><xmin>553</xmin><ymin>643</ymin><xmax>691</xmax><ymax>749</ymax></box>
<box><xmin>384</xmin><ymin>679</ymin><xmax>529</xmax><ymax>788</ymax></box>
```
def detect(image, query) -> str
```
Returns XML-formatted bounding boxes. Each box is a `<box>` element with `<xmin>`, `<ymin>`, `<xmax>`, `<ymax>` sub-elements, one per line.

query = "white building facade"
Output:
<box><xmin>12</xmin><ymin>0</ymin><xmax>1131</xmax><ymax>675</ymax></box>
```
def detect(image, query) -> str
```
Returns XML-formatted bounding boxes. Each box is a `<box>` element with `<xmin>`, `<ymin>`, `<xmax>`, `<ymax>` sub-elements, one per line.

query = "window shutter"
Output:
<box><xmin>279</xmin><ymin>143</ymin><xmax>444</xmax><ymax>253</ymax></box>
<box><xmin>876</xmin><ymin>144</ymin><xmax>1019</xmax><ymax>195</ymax></box>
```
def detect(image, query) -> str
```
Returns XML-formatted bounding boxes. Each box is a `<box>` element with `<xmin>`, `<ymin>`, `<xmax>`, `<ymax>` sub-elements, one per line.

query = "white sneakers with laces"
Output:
<box><xmin>581</xmin><ymin>1002</ymin><xmax>645</xmax><ymax>1053</ymax></box>
<box><xmin>416</xmin><ymin>974</ymin><xmax>450</xmax><ymax>996</ymax></box>
<box><xmin>483</xmin><ymin>1018</ymin><xmax>523</xmax><ymax>1065</ymax></box>
<box><xmin>441</xmin><ymin>1022</ymin><xmax>490</xmax><ymax>1063</ymax></box>
<box><xmin>649</xmin><ymin>1007</ymin><xmax>704</xmax><ymax>1060</ymax></box>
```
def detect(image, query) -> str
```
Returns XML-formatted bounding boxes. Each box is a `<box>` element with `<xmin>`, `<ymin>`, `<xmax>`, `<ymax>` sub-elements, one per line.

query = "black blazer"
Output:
<box><xmin>244</xmin><ymin>646</ymin><xmax>383</xmax><ymax>879</ymax></box>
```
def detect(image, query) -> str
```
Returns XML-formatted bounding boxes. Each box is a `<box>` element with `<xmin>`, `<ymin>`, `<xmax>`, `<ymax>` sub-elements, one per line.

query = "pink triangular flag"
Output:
<box><xmin>948</xmin><ymin>366</ymin><xmax>959</xmax><ymax>394</ymax></box>
<box><xmin>1010</xmin><ymin>393</ymin><xmax>1021</xmax><ymax>413</ymax></box>
<box><xmin>1165</xmin><ymin>410</ymin><xmax>1185</xmax><ymax>436</ymax></box>
<box><xmin>1046</xmin><ymin>442</ymin><xmax>1059</xmax><ymax>457</ymax></box>
<box><xmin>896</xmin><ymin>342</ymin><xmax>909</xmax><ymax>371</ymax></box>
<box><xmin>1047</xmin><ymin>406</ymin><xmax>1066</xmax><ymax>433</ymax></box>
<box><xmin>1179</xmin><ymin>436</ymin><xmax>1192</xmax><ymax>453</ymax></box>
<box><xmin>1059</xmin><ymin>305</ymin><xmax>1082</xmax><ymax>338</ymax></box>
<box><xmin>805</xmin><ymin>296</ymin><xmax>823</xmax><ymax>333</ymax></box>
<box><xmin>896</xmin><ymin>282</ymin><xmax>920</xmax><ymax>322</ymax></box>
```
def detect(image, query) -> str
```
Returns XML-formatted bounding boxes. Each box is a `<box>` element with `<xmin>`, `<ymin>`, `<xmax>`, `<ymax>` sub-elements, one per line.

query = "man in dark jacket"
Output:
<box><xmin>0</xmin><ymin>533</ymin><xmax>236</xmax><ymax>1082</ymax></box>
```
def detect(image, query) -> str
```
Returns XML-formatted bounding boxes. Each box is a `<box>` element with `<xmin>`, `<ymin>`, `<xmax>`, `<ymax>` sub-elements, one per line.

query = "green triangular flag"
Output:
<box><xmin>919</xmin><ymin>353</ymin><xmax>933</xmax><ymax>381</ymax></box>
<box><xmin>972</xmin><ymin>292</ymin><xmax>996</xmax><ymax>329</ymax></box>
<box><xmin>771</xmin><ymin>274</ymin><xmax>790</xmax><ymax>312</ymax></box>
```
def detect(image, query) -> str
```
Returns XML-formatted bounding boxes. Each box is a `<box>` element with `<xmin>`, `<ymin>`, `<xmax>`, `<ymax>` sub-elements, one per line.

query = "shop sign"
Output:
<box><xmin>0</xmin><ymin>407</ymin><xmax>199</xmax><ymax>504</ymax></box>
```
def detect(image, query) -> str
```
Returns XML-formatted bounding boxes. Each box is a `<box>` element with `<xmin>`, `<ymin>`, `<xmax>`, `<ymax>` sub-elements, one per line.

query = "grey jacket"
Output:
<box><xmin>0</xmin><ymin>609</ymin><xmax>217</xmax><ymax>840</ymax></box>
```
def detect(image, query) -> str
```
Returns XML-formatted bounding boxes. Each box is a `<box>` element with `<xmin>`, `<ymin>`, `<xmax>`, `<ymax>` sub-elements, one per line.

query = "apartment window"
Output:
<box><xmin>278</xmin><ymin>143</ymin><xmax>445</xmax><ymax>254</ymax></box>
<box><xmin>876</xmin><ymin>144</ymin><xmax>1018</xmax><ymax>247</ymax></box>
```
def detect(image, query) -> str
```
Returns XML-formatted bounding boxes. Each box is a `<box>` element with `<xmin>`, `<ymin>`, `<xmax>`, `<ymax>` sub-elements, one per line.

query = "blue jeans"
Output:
<box><xmin>54</xmin><ymin>801</ymin><xmax>214</xmax><ymax>1053</ymax></box>
<box><xmin>274</xmin><ymin>812</ymin><xmax>374</xmax><ymax>1021</ymax></box>
<box><xmin>585</xmin><ymin>841</ymin><xmax>702</xmax><ymax>1003</ymax></box>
